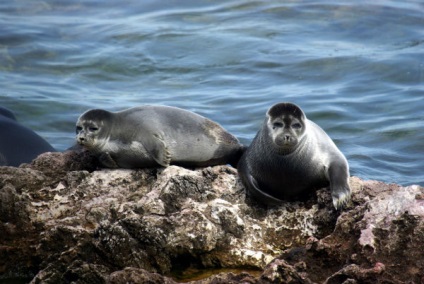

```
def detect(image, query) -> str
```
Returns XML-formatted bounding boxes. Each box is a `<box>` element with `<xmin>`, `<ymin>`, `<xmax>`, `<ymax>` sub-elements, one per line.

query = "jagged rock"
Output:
<box><xmin>0</xmin><ymin>151</ymin><xmax>423</xmax><ymax>283</ymax></box>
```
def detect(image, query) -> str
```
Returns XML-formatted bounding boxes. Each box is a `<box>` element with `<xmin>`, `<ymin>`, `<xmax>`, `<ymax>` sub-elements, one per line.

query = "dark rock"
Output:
<box><xmin>0</xmin><ymin>152</ymin><xmax>422</xmax><ymax>283</ymax></box>
<box><xmin>108</xmin><ymin>267</ymin><xmax>177</xmax><ymax>284</ymax></box>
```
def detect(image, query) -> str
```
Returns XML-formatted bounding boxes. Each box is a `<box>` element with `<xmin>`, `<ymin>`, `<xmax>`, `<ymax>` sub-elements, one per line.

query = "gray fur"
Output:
<box><xmin>238</xmin><ymin>102</ymin><xmax>351</xmax><ymax>209</ymax></box>
<box><xmin>76</xmin><ymin>105</ymin><xmax>245</xmax><ymax>169</ymax></box>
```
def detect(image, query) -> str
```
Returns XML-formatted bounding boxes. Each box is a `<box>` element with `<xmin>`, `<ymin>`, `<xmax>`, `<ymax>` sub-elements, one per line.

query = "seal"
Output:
<box><xmin>0</xmin><ymin>106</ymin><xmax>56</xmax><ymax>167</ymax></box>
<box><xmin>238</xmin><ymin>102</ymin><xmax>350</xmax><ymax>209</ymax></box>
<box><xmin>0</xmin><ymin>106</ymin><xmax>17</xmax><ymax>120</ymax></box>
<box><xmin>75</xmin><ymin>105</ymin><xmax>245</xmax><ymax>169</ymax></box>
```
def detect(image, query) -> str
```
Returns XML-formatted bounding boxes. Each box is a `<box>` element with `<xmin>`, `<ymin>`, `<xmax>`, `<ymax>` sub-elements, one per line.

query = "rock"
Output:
<box><xmin>108</xmin><ymin>267</ymin><xmax>178</xmax><ymax>284</ymax></box>
<box><xmin>0</xmin><ymin>152</ymin><xmax>423</xmax><ymax>283</ymax></box>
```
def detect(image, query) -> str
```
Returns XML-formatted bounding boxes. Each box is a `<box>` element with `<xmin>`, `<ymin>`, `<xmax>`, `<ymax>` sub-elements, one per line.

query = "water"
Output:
<box><xmin>1</xmin><ymin>0</ymin><xmax>423</xmax><ymax>186</ymax></box>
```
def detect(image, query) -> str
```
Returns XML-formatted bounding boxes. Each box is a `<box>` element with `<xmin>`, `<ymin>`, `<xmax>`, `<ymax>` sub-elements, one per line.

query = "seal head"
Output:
<box><xmin>76</xmin><ymin>109</ymin><xmax>113</xmax><ymax>150</ymax></box>
<box><xmin>266</xmin><ymin>103</ymin><xmax>306</xmax><ymax>155</ymax></box>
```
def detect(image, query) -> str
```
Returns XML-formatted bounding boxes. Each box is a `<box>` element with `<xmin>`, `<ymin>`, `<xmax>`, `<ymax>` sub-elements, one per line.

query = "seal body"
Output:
<box><xmin>0</xmin><ymin>107</ymin><xmax>56</xmax><ymax>167</ymax></box>
<box><xmin>76</xmin><ymin>105</ymin><xmax>245</xmax><ymax>169</ymax></box>
<box><xmin>238</xmin><ymin>102</ymin><xmax>350</xmax><ymax>209</ymax></box>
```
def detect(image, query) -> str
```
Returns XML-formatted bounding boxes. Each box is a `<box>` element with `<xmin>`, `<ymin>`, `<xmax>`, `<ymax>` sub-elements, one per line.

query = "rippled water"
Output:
<box><xmin>1</xmin><ymin>0</ymin><xmax>423</xmax><ymax>186</ymax></box>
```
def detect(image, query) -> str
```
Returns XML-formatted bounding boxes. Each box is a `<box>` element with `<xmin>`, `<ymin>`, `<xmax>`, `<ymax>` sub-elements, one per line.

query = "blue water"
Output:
<box><xmin>1</xmin><ymin>0</ymin><xmax>423</xmax><ymax>186</ymax></box>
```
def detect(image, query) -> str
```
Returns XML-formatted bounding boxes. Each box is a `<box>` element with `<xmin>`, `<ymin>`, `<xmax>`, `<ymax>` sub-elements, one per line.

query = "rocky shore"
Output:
<box><xmin>0</xmin><ymin>151</ymin><xmax>423</xmax><ymax>283</ymax></box>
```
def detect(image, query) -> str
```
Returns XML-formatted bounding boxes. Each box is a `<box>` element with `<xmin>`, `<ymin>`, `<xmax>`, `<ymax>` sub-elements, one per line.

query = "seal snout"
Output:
<box><xmin>76</xmin><ymin>132</ymin><xmax>88</xmax><ymax>145</ymax></box>
<box><xmin>282</xmin><ymin>134</ymin><xmax>293</xmax><ymax>143</ymax></box>
<box><xmin>275</xmin><ymin>134</ymin><xmax>297</xmax><ymax>147</ymax></box>
<box><xmin>75</xmin><ymin>125</ymin><xmax>86</xmax><ymax>145</ymax></box>
<box><xmin>77</xmin><ymin>136</ymin><xmax>86</xmax><ymax>145</ymax></box>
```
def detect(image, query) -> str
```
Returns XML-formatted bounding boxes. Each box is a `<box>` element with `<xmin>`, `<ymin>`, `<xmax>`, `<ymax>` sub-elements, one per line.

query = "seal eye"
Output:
<box><xmin>292</xmin><ymin>123</ymin><xmax>302</xmax><ymax>129</ymax></box>
<box><xmin>273</xmin><ymin>122</ymin><xmax>283</xmax><ymax>129</ymax></box>
<box><xmin>76</xmin><ymin>126</ymin><xmax>82</xmax><ymax>134</ymax></box>
<box><xmin>89</xmin><ymin>127</ymin><xmax>99</xmax><ymax>132</ymax></box>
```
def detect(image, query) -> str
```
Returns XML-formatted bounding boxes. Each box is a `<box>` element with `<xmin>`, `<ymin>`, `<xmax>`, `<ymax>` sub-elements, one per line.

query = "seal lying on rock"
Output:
<box><xmin>76</xmin><ymin>105</ymin><xmax>245</xmax><ymax>168</ymax></box>
<box><xmin>238</xmin><ymin>102</ymin><xmax>351</xmax><ymax>209</ymax></box>
<box><xmin>0</xmin><ymin>106</ymin><xmax>56</xmax><ymax>167</ymax></box>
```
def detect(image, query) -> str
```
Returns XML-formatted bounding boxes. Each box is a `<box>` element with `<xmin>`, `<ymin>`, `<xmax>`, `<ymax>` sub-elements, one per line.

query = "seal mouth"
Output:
<box><xmin>76</xmin><ymin>136</ymin><xmax>94</xmax><ymax>149</ymax></box>
<box><xmin>273</xmin><ymin>137</ymin><xmax>299</xmax><ymax>155</ymax></box>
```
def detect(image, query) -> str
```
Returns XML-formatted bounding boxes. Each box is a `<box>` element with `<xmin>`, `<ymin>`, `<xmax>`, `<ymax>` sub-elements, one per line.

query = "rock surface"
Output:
<box><xmin>0</xmin><ymin>151</ymin><xmax>423</xmax><ymax>283</ymax></box>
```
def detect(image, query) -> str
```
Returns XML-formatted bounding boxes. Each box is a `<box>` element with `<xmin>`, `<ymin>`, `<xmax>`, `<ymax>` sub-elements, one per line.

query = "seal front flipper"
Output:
<box><xmin>328</xmin><ymin>161</ymin><xmax>351</xmax><ymax>209</ymax></box>
<box><xmin>98</xmin><ymin>152</ymin><xmax>119</xmax><ymax>168</ymax></box>
<box><xmin>332</xmin><ymin>184</ymin><xmax>350</xmax><ymax>210</ymax></box>
<box><xmin>143</xmin><ymin>132</ymin><xmax>172</xmax><ymax>167</ymax></box>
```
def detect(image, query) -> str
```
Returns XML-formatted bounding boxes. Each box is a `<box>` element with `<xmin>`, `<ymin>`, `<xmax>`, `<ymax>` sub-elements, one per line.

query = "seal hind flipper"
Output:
<box><xmin>203</xmin><ymin>119</ymin><xmax>240</xmax><ymax>145</ymax></box>
<box><xmin>247</xmin><ymin>174</ymin><xmax>284</xmax><ymax>206</ymax></box>
<box><xmin>239</xmin><ymin>154</ymin><xmax>284</xmax><ymax>206</ymax></box>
